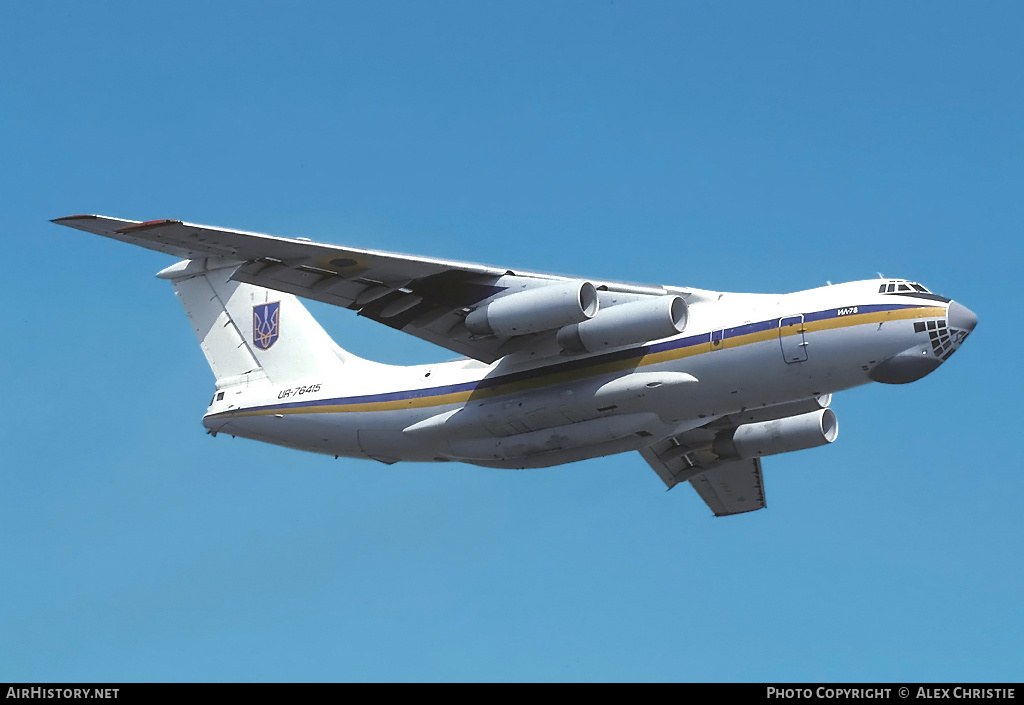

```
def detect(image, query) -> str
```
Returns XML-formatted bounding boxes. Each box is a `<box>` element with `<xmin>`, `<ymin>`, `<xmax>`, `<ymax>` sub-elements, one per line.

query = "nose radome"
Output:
<box><xmin>948</xmin><ymin>301</ymin><xmax>978</xmax><ymax>332</ymax></box>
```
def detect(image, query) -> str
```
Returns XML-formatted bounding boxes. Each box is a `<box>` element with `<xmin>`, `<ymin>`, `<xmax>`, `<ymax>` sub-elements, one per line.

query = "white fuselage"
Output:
<box><xmin>202</xmin><ymin>279</ymin><xmax>965</xmax><ymax>469</ymax></box>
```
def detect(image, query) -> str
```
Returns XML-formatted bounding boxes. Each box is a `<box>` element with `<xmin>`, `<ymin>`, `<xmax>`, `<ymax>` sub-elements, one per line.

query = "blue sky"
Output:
<box><xmin>2</xmin><ymin>2</ymin><xmax>1021</xmax><ymax>682</ymax></box>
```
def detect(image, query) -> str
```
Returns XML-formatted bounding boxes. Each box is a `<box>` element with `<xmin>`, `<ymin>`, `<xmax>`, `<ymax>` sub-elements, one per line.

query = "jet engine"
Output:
<box><xmin>712</xmin><ymin>409</ymin><xmax>838</xmax><ymax>460</ymax></box>
<box><xmin>557</xmin><ymin>296</ymin><xmax>688</xmax><ymax>354</ymax></box>
<box><xmin>722</xmin><ymin>394</ymin><xmax>832</xmax><ymax>426</ymax></box>
<box><xmin>465</xmin><ymin>281</ymin><xmax>599</xmax><ymax>338</ymax></box>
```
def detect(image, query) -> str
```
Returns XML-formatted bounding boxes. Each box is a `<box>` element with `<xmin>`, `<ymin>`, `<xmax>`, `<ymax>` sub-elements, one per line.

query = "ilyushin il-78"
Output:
<box><xmin>53</xmin><ymin>215</ymin><xmax>977</xmax><ymax>516</ymax></box>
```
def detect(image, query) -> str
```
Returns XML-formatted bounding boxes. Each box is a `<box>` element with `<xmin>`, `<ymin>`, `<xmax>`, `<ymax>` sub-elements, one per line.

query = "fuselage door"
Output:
<box><xmin>779</xmin><ymin>315</ymin><xmax>808</xmax><ymax>363</ymax></box>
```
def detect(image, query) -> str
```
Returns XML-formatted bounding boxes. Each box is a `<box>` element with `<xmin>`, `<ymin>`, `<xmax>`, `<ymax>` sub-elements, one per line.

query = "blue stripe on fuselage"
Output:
<box><xmin>218</xmin><ymin>301</ymin><xmax>937</xmax><ymax>417</ymax></box>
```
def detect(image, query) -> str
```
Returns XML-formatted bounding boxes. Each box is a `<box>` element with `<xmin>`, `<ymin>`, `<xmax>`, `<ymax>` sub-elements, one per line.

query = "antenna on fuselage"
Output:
<box><xmin>877</xmin><ymin>272</ymin><xmax>885</xmax><ymax>279</ymax></box>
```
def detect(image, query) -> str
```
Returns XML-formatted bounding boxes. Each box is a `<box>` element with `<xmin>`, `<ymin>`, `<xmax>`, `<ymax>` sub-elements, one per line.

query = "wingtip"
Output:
<box><xmin>52</xmin><ymin>214</ymin><xmax>99</xmax><ymax>224</ymax></box>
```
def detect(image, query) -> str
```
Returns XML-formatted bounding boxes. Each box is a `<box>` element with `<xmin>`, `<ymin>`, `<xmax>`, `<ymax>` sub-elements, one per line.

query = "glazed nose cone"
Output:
<box><xmin>947</xmin><ymin>301</ymin><xmax>978</xmax><ymax>333</ymax></box>
<box><xmin>869</xmin><ymin>300</ymin><xmax>977</xmax><ymax>385</ymax></box>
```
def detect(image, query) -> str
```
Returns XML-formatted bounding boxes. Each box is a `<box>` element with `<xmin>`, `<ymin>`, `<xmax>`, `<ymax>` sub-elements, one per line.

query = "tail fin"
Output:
<box><xmin>157</xmin><ymin>258</ymin><xmax>347</xmax><ymax>386</ymax></box>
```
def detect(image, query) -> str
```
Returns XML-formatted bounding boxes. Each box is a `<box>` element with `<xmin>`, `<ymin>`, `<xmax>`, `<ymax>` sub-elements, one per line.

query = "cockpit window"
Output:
<box><xmin>880</xmin><ymin>280</ymin><xmax>940</xmax><ymax>299</ymax></box>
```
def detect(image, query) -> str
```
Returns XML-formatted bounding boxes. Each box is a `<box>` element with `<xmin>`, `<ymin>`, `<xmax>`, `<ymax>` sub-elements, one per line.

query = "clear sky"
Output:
<box><xmin>2</xmin><ymin>1</ymin><xmax>1021</xmax><ymax>682</ymax></box>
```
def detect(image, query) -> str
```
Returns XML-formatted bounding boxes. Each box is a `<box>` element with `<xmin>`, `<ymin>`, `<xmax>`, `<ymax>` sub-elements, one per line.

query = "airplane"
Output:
<box><xmin>52</xmin><ymin>214</ymin><xmax>977</xmax><ymax>516</ymax></box>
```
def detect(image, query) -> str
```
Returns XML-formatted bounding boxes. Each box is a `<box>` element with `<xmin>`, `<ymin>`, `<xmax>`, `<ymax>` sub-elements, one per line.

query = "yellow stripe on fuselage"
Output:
<box><xmin>216</xmin><ymin>304</ymin><xmax>945</xmax><ymax>419</ymax></box>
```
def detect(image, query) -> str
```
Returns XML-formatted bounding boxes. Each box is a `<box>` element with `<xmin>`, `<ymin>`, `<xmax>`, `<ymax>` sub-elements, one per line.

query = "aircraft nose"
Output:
<box><xmin>870</xmin><ymin>299</ymin><xmax>977</xmax><ymax>385</ymax></box>
<box><xmin>947</xmin><ymin>301</ymin><xmax>977</xmax><ymax>333</ymax></box>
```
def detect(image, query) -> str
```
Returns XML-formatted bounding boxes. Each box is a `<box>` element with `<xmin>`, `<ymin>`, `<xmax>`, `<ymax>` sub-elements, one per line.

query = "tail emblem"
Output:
<box><xmin>253</xmin><ymin>302</ymin><xmax>281</xmax><ymax>350</ymax></box>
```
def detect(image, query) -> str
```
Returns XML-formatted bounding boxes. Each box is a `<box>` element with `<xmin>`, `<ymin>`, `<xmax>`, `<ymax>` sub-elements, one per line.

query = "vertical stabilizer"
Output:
<box><xmin>157</xmin><ymin>258</ymin><xmax>346</xmax><ymax>386</ymax></box>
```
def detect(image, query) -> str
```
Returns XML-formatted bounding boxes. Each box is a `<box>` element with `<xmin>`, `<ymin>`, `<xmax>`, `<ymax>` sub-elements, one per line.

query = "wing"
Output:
<box><xmin>640</xmin><ymin>433</ymin><xmax>766</xmax><ymax>517</ymax></box>
<box><xmin>688</xmin><ymin>460</ymin><xmax>765</xmax><ymax>517</ymax></box>
<box><xmin>52</xmin><ymin>215</ymin><xmax>678</xmax><ymax>363</ymax></box>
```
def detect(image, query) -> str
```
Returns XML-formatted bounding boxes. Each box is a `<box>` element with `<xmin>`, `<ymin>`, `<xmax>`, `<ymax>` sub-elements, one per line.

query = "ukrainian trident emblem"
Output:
<box><xmin>253</xmin><ymin>302</ymin><xmax>281</xmax><ymax>350</ymax></box>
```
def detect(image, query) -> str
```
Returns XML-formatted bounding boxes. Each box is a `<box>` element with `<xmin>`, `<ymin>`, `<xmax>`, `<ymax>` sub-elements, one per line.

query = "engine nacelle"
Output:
<box><xmin>713</xmin><ymin>409</ymin><xmax>838</xmax><ymax>460</ymax></box>
<box><xmin>556</xmin><ymin>296</ymin><xmax>688</xmax><ymax>353</ymax></box>
<box><xmin>465</xmin><ymin>281</ymin><xmax>599</xmax><ymax>338</ymax></box>
<box><xmin>722</xmin><ymin>394</ymin><xmax>832</xmax><ymax>426</ymax></box>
